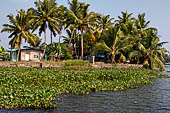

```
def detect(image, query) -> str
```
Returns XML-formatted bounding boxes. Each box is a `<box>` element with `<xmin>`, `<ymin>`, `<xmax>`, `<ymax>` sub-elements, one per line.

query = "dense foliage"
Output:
<box><xmin>0</xmin><ymin>66</ymin><xmax>166</xmax><ymax>109</ymax></box>
<box><xmin>1</xmin><ymin>0</ymin><xmax>168</xmax><ymax>69</ymax></box>
<box><xmin>0</xmin><ymin>45</ymin><xmax>9</xmax><ymax>61</ymax></box>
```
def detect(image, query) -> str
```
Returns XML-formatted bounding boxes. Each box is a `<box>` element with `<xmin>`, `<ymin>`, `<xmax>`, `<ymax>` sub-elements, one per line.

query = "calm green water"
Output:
<box><xmin>1</xmin><ymin>66</ymin><xmax>170</xmax><ymax>113</ymax></box>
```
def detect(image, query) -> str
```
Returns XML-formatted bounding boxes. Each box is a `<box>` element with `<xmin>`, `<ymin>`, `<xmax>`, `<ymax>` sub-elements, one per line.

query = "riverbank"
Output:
<box><xmin>0</xmin><ymin>63</ymin><xmax>169</xmax><ymax>109</ymax></box>
<box><xmin>0</xmin><ymin>60</ymin><xmax>143</xmax><ymax>69</ymax></box>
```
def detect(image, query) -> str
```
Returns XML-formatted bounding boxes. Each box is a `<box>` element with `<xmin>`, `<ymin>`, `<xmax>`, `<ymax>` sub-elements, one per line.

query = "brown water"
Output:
<box><xmin>1</xmin><ymin>66</ymin><xmax>170</xmax><ymax>113</ymax></box>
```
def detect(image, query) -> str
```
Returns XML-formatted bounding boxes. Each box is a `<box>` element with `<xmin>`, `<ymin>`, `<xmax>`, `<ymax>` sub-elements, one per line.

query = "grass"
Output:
<box><xmin>0</xmin><ymin>61</ymin><xmax>169</xmax><ymax>109</ymax></box>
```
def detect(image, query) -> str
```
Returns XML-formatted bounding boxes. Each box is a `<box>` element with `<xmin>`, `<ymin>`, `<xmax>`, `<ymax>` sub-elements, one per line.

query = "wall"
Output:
<box><xmin>21</xmin><ymin>50</ymin><xmax>43</xmax><ymax>61</ymax></box>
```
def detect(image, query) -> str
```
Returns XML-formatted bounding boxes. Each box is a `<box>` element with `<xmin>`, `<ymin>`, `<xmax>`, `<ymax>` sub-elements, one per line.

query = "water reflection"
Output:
<box><xmin>1</xmin><ymin>66</ymin><xmax>170</xmax><ymax>113</ymax></box>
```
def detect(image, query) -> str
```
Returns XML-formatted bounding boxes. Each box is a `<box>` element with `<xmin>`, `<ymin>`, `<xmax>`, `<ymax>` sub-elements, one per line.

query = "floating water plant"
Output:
<box><xmin>0</xmin><ymin>67</ymin><xmax>166</xmax><ymax>109</ymax></box>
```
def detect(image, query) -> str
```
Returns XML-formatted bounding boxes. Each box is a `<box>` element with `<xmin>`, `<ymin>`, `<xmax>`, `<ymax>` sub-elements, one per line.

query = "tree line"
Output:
<box><xmin>1</xmin><ymin>0</ymin><xmax>168</xmax><ymax>70</ymax></box>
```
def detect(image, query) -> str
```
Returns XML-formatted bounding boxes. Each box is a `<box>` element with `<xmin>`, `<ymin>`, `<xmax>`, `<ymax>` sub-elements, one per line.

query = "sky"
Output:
<box><xmin>0</xmin><ymin>0</ymin><xmax>170</xmax><ymax>51</ymax></box>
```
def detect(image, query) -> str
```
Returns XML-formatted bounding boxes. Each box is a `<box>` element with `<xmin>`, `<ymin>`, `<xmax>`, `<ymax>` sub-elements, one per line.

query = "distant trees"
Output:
<box><xmin>0</xmin><ymin>0</ymin><xmax>168</xmax><ymax>70</ymax></box>
<box><xmin>95</xmin><ymin>11</ymin><xmax>168</xmax><ymax>70</ymax></box>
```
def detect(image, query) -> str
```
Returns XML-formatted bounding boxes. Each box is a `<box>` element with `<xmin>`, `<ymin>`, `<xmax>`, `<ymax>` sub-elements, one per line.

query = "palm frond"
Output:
<box><xmin>95</xmin><ymin>40</ymin><xmax>112</xmax><ymax>53</ymax></box>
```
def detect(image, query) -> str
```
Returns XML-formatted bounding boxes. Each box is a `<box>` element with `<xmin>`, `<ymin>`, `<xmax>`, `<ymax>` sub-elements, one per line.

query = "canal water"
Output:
<box><xmin>1</xmin><ymin>66</ymin><xmax>170</xmax><ymax>113</ymax></box>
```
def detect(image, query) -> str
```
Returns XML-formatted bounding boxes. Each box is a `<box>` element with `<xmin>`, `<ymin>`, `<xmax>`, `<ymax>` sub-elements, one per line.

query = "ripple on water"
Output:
<box><xmin>53</xmin><ymin>78</ymin><xmax>170</xmax><ymax>113</ymax></box>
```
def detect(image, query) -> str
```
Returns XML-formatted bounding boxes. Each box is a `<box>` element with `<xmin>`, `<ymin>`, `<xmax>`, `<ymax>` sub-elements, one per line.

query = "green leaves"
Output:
<box><xmin>95</xmin><ymin>40</ymin><xmax>112</xmax><ymax>53</ymax></box>
<box><xmin>0</xmin><ymin>67</ymin><xmax>159</xmax><ymax>109</ymax></box>
<box><xmin>94</xmin><ymin>26</ymin><xmax>133</xmax><ymax>63</ymax></box>
<box><xmin>1</xmin><ymin>9</ymin><xmax>40</xmax><ymax>51</ymax></box>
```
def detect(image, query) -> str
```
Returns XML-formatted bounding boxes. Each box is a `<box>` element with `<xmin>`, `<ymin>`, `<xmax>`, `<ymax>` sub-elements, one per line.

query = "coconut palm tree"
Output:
<box><xmin>142</xmin><ymin>29</ymin><xmax>167</xmax><ymax>70</ymax></box>
<box><xmin>130</xmin><ymin>28</ymin><xmax>167</xmax><ymax>70</ymax></box>
<box><xmin>1</xmin><ymin>9</ymin><xmax>40</xmax><ymax>61</ymax></box>
<box><xmin>116</xmin><ymin>11</ymin><xmax>134</xmax><ymax>24</ymax></box>
<box><xmin>63</xmin><ymin>26</ymin><xmax>80</xmax><ymax>57</ymax></box>
<box><xmin>135</xmin><ymin>13</ymin><xmax>150</xmax><ymax>38</ymax></box>
<box><xmin>30</xmin><ymin>0</ymin><xmax>60</xmax><ymax>60</ymax></box>
<box><xmin>115</xmin><ymin>11</ymin><xmax>136</xmax><ymax>35</ymax></box>
<box><xmin>129</xmin><ymin>14</ymin><xmax>158</xmax><ymax>65</ymax></box>
<box><xmin>96</xmin><ymin>15</ymin><xmax>114</xmax><ymax>33</ymax></box>
<box><xmin>55</xmin><ymin>5</ymin><xmax>68</xmax><ymax>59</ymax></box>
<box><xmin>95</xmin><ymin>26</ymin><xmax>133</xmax><ymax>63</ymax></box>
<box><xmin>67</xmin><ymin>0</ymin><xmax>97</xmax><ymax>59</ymax></box>
<box><xmin>90</xmin><ymin>14</ymin><xmax>114</xmax><ymax>41</ymax></box>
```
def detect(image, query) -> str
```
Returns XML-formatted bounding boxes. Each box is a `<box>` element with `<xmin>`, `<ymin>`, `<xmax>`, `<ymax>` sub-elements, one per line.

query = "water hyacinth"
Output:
<box><xmin>0</xmin><ymin>66</ymin><xmax>167</xmax><ymax>109</ymax></box>
<box><xmin>3</xmin><ymin>95</ymin><xmax>7</xmax><ymax>99</ymax></box>
<box><xmin>10</xmin><ymin>95</ymin><xmax>13</xmax><ymax>98</ymax></box>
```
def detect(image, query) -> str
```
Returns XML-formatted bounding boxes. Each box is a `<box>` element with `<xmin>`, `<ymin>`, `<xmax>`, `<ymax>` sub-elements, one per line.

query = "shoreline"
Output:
<box><xmin>0</xmin><ymin>60</ymin><xmax>143</xmax><ymax>69</ymax></box>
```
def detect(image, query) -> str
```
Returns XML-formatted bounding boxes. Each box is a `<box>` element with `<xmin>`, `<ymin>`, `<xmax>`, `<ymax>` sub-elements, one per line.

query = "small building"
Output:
<box><xmin>9</xmin><ymin>48</ymin><xmax>47</xmax><ymax>61</ymax></box>
<box><xmin>88</xmin><ymin>54</ymin><xmax>105</xmax><ymax>64</ymax></box>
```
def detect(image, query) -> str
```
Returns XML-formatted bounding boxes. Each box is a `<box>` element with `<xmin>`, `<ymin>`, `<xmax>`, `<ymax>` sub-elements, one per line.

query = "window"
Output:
<box><xmin>34</xmin><ymin>55</ymin><xmax>39</xmax><ymax>58</ymax></box>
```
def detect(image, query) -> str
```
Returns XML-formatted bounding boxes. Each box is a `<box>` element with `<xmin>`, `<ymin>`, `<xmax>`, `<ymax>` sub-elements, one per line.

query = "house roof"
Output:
<box><xmin>8</xmin><ymin>48</ymin><xmax>44</xmax><ymax>52</ymax></box>
<box><xmin>21</xmin><ymin>48</ymin><xmax>44</xmax><ymax>52</ymax></box>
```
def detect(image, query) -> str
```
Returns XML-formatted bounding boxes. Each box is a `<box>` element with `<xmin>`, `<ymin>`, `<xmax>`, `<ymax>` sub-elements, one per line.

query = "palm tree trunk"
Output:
<box><xmin>74</xmin><ymin>44</ymin><xmax>77</xmax><ymax>58</ymax></box>
<box><xmin>58</xmin><ymin>31</ymin><xmax>62</xmax><ymax>60</ymax></box>
<box><xmin>74</xmin><ymin>32</ymin><xmax>78</xmax><ymax>57</ymax></box>
<box><xmin>69</xmin><ymin>29</ymin><xmax>74</xmax><ymax>45</ymax></box>
<box><xmin>51</xmin><ymin>31</ymin><xmax>53</xmax><ymax>48</ymax></box>
<box><xmin>80</xmin><ymin>28</ymin><xmax>84</xmax><ymax>60</ymax></box>
<box><xmin>17</xmin><ymin>40</ymin><xmax>22</xmax><ymax>62</ymax></box>
<box><xmin>137</xmin><ymin>56</ymin><xmax>140</xmax><ymax>64</ymax></box>
<box><xmin>42</xmin><ymin>28</ymin><xmax>47</xmax><ymax>60</ymax></box>
<box><xmin>111</xmin><ymin>57</ymin><xmax>114</xmax><ymax>64</ymax></box>
<box><xmin>111</xmin><ymin>55</ymin><xmax>116</xmax><ymax>64</ymax></box>
<box><xmin>17</xmin><ymin>47</ymin><xmax>21</xmax><ymax>62</ymax></box>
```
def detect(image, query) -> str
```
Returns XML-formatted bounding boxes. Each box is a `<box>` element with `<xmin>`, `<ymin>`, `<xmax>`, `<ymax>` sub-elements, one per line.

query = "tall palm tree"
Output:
<box><xmin>95</xmin><ymin>26</ymin><xmax>133</xmax><ymax>63</ymax></box>
<box><xmin>63</xmin><ymin>27</ymin><xmax>80</xmax><ymax>57</ymax></box>
<box><xmin>96</xmin><ymin>15</ymin><xmax>114</xmax><ymax>33</ymax></box>
<box><xmin>129</xmin><ymin>14</ymin><xmax>158</xmax><ymax>65</ymax></box>
<box><xmin>67</xmin><ymin>0</ymin><xmax>97</xmax><ymax>59</ymax></box>
<box><xmin>143</xmin><ymin>29</ymin><xmax>167</xmax><ymax>70</ymax></box>
<box><xmin>90</xmin><ymin>14</ymin><xmax>114</xmax><ymax>41</ymax></box>
<box><xmin>1</xmin><ymin>9</ymin><xmax>40</xmax><ymax>61</ymax></box>
<box><xmin>55</xmin><ymin>5</ymin><xmax>68</xmax><ymax>59</ymax></box>
<box><xmin>115</xmin><ymin>11</ymin><xmax>136</xmax><ymax>35</ymax></box>
<box><xmin>116</xmin><ymin>11</ymin><xmax>134</xmax><ymax>24</ymax></box>
<box><xmin>135</xmin><ymin>13</ymin><xmax>150</xmax><ymax>37</ymax></box>
<box><xmin>131</xmin><ymin>28</ymin><xmax>167</xmax><ymax>70</ymax></box>
<box><xmin>30</xmin><ymin>0</ymin><xmax>60</xmax><ymax>60</ymax></box>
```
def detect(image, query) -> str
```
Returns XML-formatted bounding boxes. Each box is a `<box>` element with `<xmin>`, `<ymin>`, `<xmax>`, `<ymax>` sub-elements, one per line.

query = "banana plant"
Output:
<box><xmin>95</xmin><ymin>26</ymin><xmax>133</xmax><ymax>63</ymax></box>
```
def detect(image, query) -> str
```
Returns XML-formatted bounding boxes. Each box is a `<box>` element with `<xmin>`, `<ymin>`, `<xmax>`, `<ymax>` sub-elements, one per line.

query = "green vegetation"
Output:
<box><xmin>0</xmin><ymin>0</ymin><xmax>169</xmax><ymax>110</ymax></box>
<box><xmin>0</xmin><ymin>65</ymin><xmax>168</xmax><ymax>109</ymax></box>
<box><xmin>1</xmin><ymin>10</ymin><xmax>40</xmax><ymax>61</ymax></box>
<box><xmin>0</xmin><ymin>0</ymin><xmax>167</xmax><ymax>70</ymax></box>
<box><xmin>0</xmin><ymin>45</ymin><xmax>9</xmax><ymax>61</ymax></box>
<box><xmin>63</xmin><ymin>60</ymin><xmax>90</xmax><ymax>67</ymax></box>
